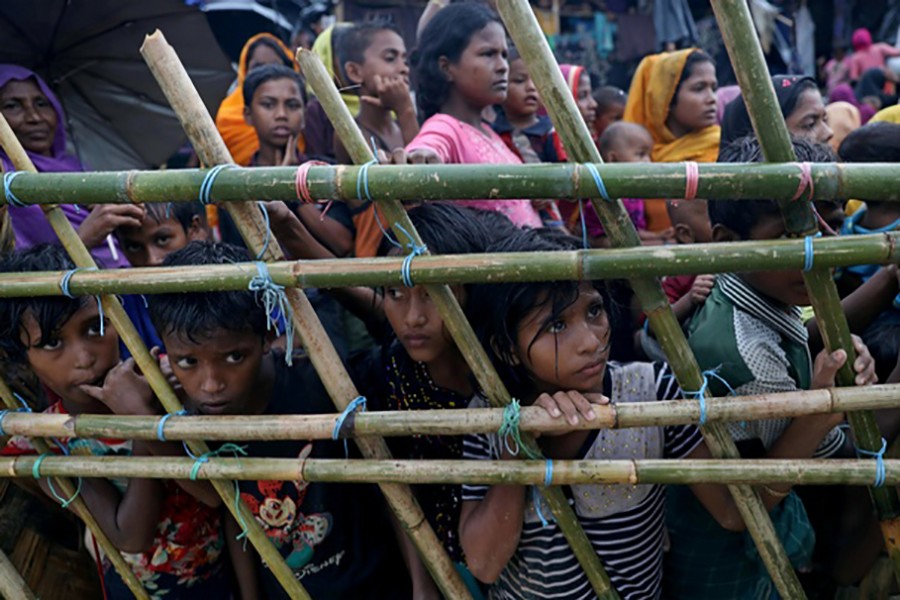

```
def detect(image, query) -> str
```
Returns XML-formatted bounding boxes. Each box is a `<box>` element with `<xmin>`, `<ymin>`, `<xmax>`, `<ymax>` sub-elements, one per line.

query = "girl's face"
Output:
<box><xmin>515</xmin><ymin>283</ymin><xmax>611</xmax><ymax>395</ymax></box>
<box><xmin>575</xmin><ymin>72</ymin><xmax>597</xmax><ymax>125</ymax></box>
<box><xmin>785</xmin><ymin>88</ymin><xmax>833</xmax><ymax>144</ymax></box>
<box><xmin>247</xmin><ymin>42</ymin><xmax>285</xmax><ymax>72</ymax></box>
<box><xmin>667</xmin><ymin>60</ymin><xmax>718</xmax><ymax>136</ymax></box>
<box><xmin>384</xmin><ymin>284</ymin><xmax>459</xmax><ymax>365</ymax></box>
<box><xmin>442</xmin><ymin>21</ymin><xmax>509</xmax><ymax>111</ymax></box>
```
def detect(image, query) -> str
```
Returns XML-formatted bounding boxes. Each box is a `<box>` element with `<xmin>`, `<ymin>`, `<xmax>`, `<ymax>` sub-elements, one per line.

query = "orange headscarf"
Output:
<box><xmin>215</xmin><ymin>33</ymin><xmax>303</xmax><ymax>166</ymax></box>
<box><xmin>623</xmin><ymin>49</ymin><xmax>720</xmax><ymax>231</ymax></box>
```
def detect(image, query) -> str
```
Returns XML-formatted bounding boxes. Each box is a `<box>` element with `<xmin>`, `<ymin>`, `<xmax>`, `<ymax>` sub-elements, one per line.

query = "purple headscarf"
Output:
<box><xmin>828</xmin><ymin>83</ymin><xmax>876</xmax><ymax>124</ymax></box>
<box><xmin>0</xmin><ymin>65</ymin><xmax>128</xmax><ymax>267</ymax></box>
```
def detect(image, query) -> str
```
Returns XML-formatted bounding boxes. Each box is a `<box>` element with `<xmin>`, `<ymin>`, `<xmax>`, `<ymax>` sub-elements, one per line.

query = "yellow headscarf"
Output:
<box><xmin>215</xmin><ymin>33</ymin><xmax>302</xmax><ymax>166</ymax></box>
<box><xmin>870</xmin><ymin>104</ymin><xmax>900</xmax><ymax>124</ymax></box>
<box><xmin>623</xmin><ymin>49</ymin><xmax>721</xmax><ymax>163</ymax></box>
<box><xmin>309</xmin><ymin>24</ymin><xmax>360</xmax><ymax>117</ymax></box>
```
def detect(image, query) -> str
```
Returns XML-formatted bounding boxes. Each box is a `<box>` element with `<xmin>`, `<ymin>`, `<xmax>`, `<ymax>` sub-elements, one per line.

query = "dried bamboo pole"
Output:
<box><xmin>6</xmin><ymin>455</ymin><xmax>900</xmax><ymax>487</ymax></box>
<box><xmin>710</xmin><ymin>0</ymin><xmax>900</xmax><ymax>582</ymax></box>
<box><xmin>4</xmin><ymin>162</ymin><xmax>900</xmax><ymax>205</ymax></box>
<box><xmin>0</xmin><ymin>140</ymin><xmax>153</xmax><ymax>600</ymax></box>
<box><xmin>0</xmin><ymin>232</ymin><xmax>897</xmax><ymax>297</ymax></box>
<box><xmin>140</xmin><ymin>31</ymin><xmax>470</xmax><ymax>600</ymax></box>
<box><xmin>0</xmin><ymin>547</ymin><xmax>35</xmax><ymax>600</ymax></box>
<box><xmin>3</xmin><ymin>384</ymin><xmax>900</xmax><ymax>443</ymax></box>
<box><xmin>496</xmin><ymin>0</ymin><xmax>806</xmax><ymax>596</ymax></box>
<box><xmin>297</xmin><ymin>48</ymin><xmax>619</xmax><ymax>599</ymax></box>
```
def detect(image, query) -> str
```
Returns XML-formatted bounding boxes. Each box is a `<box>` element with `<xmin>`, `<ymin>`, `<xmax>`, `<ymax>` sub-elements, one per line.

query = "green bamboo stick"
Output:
<box><xmin>497</xmin><ymin>0</ymin><xmax>807</xmax><ymax>596</ymax></box>
<box><xmin>2</xmin><ymin>384</ymin><xmax>899</xmax><ymax>443</ymax></box>
<box><xmin>140</xmin><ymin>31</ymin><xmax>470</xmax><ymax>600</ymax></box>
<box><xmin>3</xmin><ymin>162</ymin><xmax>900</xmax><ymax>206</ymax></box>
<box><xmin>5</xmin><ymin>455</ymin><xmax>900</xmax><ymax>487</ymax></box>
<box><xmin>710</xmin><ymin>0</ymin><xmax>900</xmax><ymax>583</ymax></box>
<box><xmin>297</xmin><ymin>47</ymin><xmax>620</xmax><ymax>600</ymax></box>
<box><xmin>0</xmin><ymin>547</ymin><xmax>35</xmax><ymax>600</ymax></box>
<box><xmin>0</xmin><ymin>232</ymin><xmax>896</xmax><ymax>297</ymax></box>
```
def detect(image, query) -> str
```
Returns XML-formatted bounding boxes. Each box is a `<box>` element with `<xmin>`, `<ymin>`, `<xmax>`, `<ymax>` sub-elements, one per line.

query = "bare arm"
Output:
<box><xmin>458</xmin><ymin>475</ymin><xmax>526</xmax><ymax>583</ymax></box>
<box><xmin>225</xmin><ymin>515</ymin><xmax>262</xmax><ymax>600</ymax></box>
<box><xmin>294</xmin><ymin>204</ymin><xmax>354</xmax><ymax>258</ymax></box>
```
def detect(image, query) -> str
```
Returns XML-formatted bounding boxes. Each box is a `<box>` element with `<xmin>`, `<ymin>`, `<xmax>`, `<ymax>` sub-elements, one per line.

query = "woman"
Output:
<box><xmin>0</xmin><ymin>65</ymin><xmax>131</xmax><ymax>267</ymax></box>
<box><xmin>624</xmin><ymin>48</ymin><xmax>720</xmax><ymax>232</ymax></box>
<box><xmin>825</xmin><ymin>101</ymin><xmax>862</xmax><ymax>153</ymax></box>
<box><xmin>215</xmin><ymin>33</ymin><xmax>300</xmax><ymax>166</ymax></box>
<box><xmin>829</xmin><ymin>83</ymin><xmax>875</xmax><ymax>124</ymax></box>
<box><xmin>559</xmin><ymin>64</ymin><xmax>598</xmax><ymax>138</ymax></box>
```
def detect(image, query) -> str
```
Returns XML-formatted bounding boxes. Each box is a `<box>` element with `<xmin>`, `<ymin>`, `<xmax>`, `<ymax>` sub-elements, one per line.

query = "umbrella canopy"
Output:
<box><xmin>202</xmin><ymin>0</ymin><xmax>293</xmax><ymax>62</ymax></box>
<box><xmin>0</xmin><ymin>0</ymin><xmax>234</xmax><ymax>170</ymax></box>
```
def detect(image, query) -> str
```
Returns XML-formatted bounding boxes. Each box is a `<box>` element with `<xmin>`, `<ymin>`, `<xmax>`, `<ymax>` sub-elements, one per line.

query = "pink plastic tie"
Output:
<box><xmin>790</xmin><ymin>162</ymin><xmax>814</xmax><ymax>202</ymax></box>
<box><xmin>295</xmin><ymin>160</ymin><xmax>327</xmax><ymax>204</ymax></box>
<box><xmin>683</xmin><ymin>161</ymin><xmax>699</xmax><ymax>201</ymax></box>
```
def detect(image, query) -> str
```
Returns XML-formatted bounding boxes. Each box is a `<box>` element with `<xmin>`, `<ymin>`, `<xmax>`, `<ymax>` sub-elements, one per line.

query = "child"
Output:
<box><xmin>663</xmin><ymin>197</ymin><xmax>715</xmax><ymax>323</ymax></box>
<box><xmin>559</xmin><ymin>64</ymin><xmax>598</xmax><ymax>138</ymax></box>
<box><xmin>0</xmin><ymin>244</ymin><xmax>227</xmax><ymax>599</ymax></box>
<box><xmin>458</xmin><ymin>228</ymin><xmax>757</xmax><ymax>599</ymax></box>
<box><xmin>146</xmin><ymin>241</ymin><xmax>409</xmax><ymax>599</ymax></box>
<box><xmin>592</xmin><ymin>85</ymin><xmax>627</xmax><ymax>140</ymax></box>
<box><xmin>116</xmin><ymin>202</ymin><xmax>209</xmax><ymax>268</ymax></box>
<box><xmin>407</xmin><ymin>3</ymin><xmax>543</xmax><ymax>228</ymax></box>
<box><xmin>665</xmin><ymin>136</ymin><xmax>878</xmax><ymax>598</ymax></box>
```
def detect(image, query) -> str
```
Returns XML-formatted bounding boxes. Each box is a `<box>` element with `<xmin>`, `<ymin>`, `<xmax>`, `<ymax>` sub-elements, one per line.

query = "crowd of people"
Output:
<box><xmin>1</xmin><ymin>3</ymin><xmax>899</xmax><ymax>599</ymax></box>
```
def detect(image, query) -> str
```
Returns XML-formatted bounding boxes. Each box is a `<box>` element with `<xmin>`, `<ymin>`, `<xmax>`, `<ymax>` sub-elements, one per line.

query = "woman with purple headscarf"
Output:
<box><xmin>0</xmin><ymin>65</ymin><xmax>137</xmax><ymax>267</ymax></box>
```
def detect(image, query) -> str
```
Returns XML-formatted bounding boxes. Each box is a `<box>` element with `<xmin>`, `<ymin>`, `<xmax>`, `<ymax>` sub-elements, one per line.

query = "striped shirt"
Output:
<box><xmin>462</xmin><ymin>362</ymin><xmax>703</xmax><ymax>599</ymax></box>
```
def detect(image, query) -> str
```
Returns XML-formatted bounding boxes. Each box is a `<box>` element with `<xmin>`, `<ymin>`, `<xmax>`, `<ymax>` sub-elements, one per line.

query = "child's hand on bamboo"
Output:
<box><xmin>533</xmin><ymin>390</ymin><xmax>609</xmax><ymax>433</ymax></box>
<box><xmin>80</xmin><ymin>357</ymin><xmax>159</xmax><ymax>416</ymax></box>
<box><xmin>811</xmin><ymin>334</ymin><xmax>878</xmax><ymax>391</ymax></box>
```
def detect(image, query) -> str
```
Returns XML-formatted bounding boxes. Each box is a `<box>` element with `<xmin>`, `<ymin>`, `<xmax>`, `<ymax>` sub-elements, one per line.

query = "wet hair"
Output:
<box><xmin>0</xmin><ymin>245</ymin><xmax>83</xmax><ymax>364</ymax></box>
<box><xmin>838</xmin><ymin>122</ymin><xmax>900</xmax><ymax>163</ymax></box>
<box><xmin>465</xmin><ymin>228</ymin><xmax>617</xmax><ymax>399</ymax></box>
<box><xmin>147</xmin><ymin>242</ymin><xmax>268</xmax><ymax>343</ymax></box>
<box><xmin>671</xmin><ymin>50</ymin><xmax>715</xmax><ymax>108</ymax></box>
<box><xmin>377</xmin><ymin>202</ymin><xmax>494</xmax><ymax>257</ymax></box>
<box><xmin>709</xmin><ymin>135</ymin><xmax>836</xmax><ymax>239</ymax></box>
<box><xmin>245</xmin><ymin>37</ymin><xmax>293</xmax><ymax>70</ymax></box>
<box><xmin>242</xmin><ymin>64</ymin><xmax>304</xmax><ymax>106</ymax></box>
<box><xmin>413</xmin><ymin>3</ymin><xmax>504</xmax><ymax>119</ymax></box>
<box><xmin>593</xmin><ymin>85</ymin><xmax>627</xmax><ymax>112</ymax></box>
<box><xmin>598</xmin><ymin>121</ymin><xmax>649</xmax><ymax>157</ymax></box>
<box><xmin>340</xmin><ymin>16</ymin><xmax>400</xmax><ymax>66</ymax></box>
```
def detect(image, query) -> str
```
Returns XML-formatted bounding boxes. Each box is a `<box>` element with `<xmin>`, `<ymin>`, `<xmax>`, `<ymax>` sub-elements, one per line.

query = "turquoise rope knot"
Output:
<box><xmin>681</xmin><ymin>367</ymin><xmax>737</xmax><ymax>426</ymax></box>
<box><xmin>184</xmin><ymin>442</ymin><xmax>251</xmax><ymax>544</ymax></box>
<box><xmin>198</xmin><ymin>164</ymin><xmax>236</xmax><ymax>205</ymax></box>
<box><xmin>333</xmin><ymin>396</ymin><xmax>367</xmax><ymax>458</ymax></box>
<box><xmin>394</xmin><ymin>223</ymin><xmax>427</xmax><ymax>288</ymax></box>
<box><xmin>498</xmin><ymin>399</ymin><xmax>524</xmax><ymax>456</ymax></box>
<box><xmin>156</xmin><ymin>409</ymin><xmax>189</xmax><ymax>442</ymax></box>
<box><xmin>32</xmin><ymin>441</ymin><xmax>83</xmax><ymax>509</ymax></box>
<box><xmin>59</xmin><ymin>268</ymin><xmax>106</xmax><ymax>337</ymax></box>
<box><xmin>248</xmin><ymin>261</ymin><xmax>295</xmax><ymax>366</ymax></box>
<box><xmin>0</xmin><ymin>393</ymin><xmax>32</xmax><ymax>437</ymax></box>
<box><xmin>857</xmin><ymin>438</ymin><xmax>888</xmax><ymax>487</ymax></box>
<box><xmin>583</xmin><ymin>163</ymin><xmax>611</xmax><ymax>202</ymax></box>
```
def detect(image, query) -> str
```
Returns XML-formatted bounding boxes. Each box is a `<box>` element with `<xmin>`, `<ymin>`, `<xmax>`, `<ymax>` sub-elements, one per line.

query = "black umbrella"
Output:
<box><xmin>201</xmin><ymin>0</ymin><xmax>293</xmax><ymax>62</ymax></box>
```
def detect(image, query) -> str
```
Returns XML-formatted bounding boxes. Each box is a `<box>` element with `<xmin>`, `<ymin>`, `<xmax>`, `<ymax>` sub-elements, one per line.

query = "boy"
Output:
<box><xmin>116</xmin><ymin>202</ymin><xmax>208</xmax><ymax>268</ymax></box>
<box><xmin>592</xmin><ymin>85</ymin><xmax>627</xmax><ymax>140</ymax></box>
<box><xmin>664</xmin><ymin>136</ymin><xmax>878</xmax><ymax>598</ymax></box>
<box><xmin>146</xmin><ymin>241</ymin><xmax>410</xmax><ymax>599</ymax></box>
<box><xmin>0</xmin><ymin>244</ymin><xmax>227</xmax><ymax>598</ymax></box>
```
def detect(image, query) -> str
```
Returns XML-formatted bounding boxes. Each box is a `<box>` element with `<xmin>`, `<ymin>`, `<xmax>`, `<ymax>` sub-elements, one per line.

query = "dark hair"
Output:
<box><xmin>469</xmin><ymin>208</ymin><xmax>519</xmax><ymax>243</ymax></box>
<box><xmin>465</xmin><ymin>228</ymin><xmax>615</xmax><ymax>399</ymax></box>
<box><xmin>671</xmin><ymin>50</ymin><xmax>715</xmax><ymax>108</ymax></box>
<box><xmin>143</xmin><ymin>202</ymin><xmax>205</xmax><ymax>233</ymax></box>
<box><xmin>0</xmin><ymin>245</ymin><xmax>82</xmax><ymax>363</ymax></box>
<box><xmin>593</xmin><ymin>85</ymin><xmax>627</xmax><ymax>112</ymax></box>
<box><xmin>413</xmin><ymin>3</ymin><xmax>503</xmax><ymax>119</ymax></box>
<box><xmin>245</xmin><ymin>37</ymin><xmax>293</xmax><ymax>70</ymax></box>
<box><xmin>839</xmin><ymin>122</ymin><xmax>900</xmax><ymax>163</ymax></box>
<box><xmin>709</xmin><ymin>135</ymin><xmax>836</xmax><ymax>239</ymax></box>
<box><xmin>862</xmin><ymin>313</ymin><xmax>900</xmax><ymax>383</ymax></box>
<box><xmin>719</xmin><ymin>76</ymin><xmax>818</xmax><ymax>149</ymax></box>
<box><xmin>377</xmin><ymin>202</ymin><xmax>494</xmax><ymax>257</ymax></box>
<box><xmin>242</xmin><ymin>64</ymin><xmax>304</xmax><ymax>106</ymax></box>
<box><xmin>147</xmin><ymin>242</ymin><xmax>268</xmax><ymax>343</ymax></box>
<box><xmin>340</xmin><ymin>17</ymin><xmax>400</xmax><ymax>66</ymax></box>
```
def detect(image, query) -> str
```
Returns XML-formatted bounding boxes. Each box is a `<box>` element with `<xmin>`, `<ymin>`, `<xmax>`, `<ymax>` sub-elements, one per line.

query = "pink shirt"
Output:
<box><xmin>407</xmin><ymin>114</ymin><xmax>542</xmax><ymax>228</ymax></box>
<box><xmin>849</xmin><ymin>44</ymin><xmax>900</xmax><ymax>80</ymax></box>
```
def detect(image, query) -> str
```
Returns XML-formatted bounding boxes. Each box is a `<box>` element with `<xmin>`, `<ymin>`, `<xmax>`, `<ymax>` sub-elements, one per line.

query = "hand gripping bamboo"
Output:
<box><xmin>496</xmin><ymin>0</ymin><xmax>807</xmax><ymax>596</ymax></box>
<box><xmin>139</xmin><ymin>30</ymin><xmax>470</xmax><ymax>599</ymax></box>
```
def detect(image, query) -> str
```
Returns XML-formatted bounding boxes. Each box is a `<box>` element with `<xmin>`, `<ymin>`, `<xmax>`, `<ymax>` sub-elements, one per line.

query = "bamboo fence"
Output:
<box><xmin>0</xmin><ymin>6</ymin><xmax>897</xmax><ymax>600</ymax></box>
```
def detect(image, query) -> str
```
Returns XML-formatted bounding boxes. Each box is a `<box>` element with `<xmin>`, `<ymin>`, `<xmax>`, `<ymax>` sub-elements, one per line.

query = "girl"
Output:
<box><xmin>406</xmin><ymin>4</ymin><xmax>542</xmax><ymax>228</ymax></box>
<box><xmin>623</xmin><ymin>49</ymin><xmax>719</xmax><ymax>232</ymax></box>
<box><xmin>459</xmin><ymin>228</ymin><xmax>745</xmax><ymax>599</ymax></box>
<box><xmin>559</xmin><ymin>64</ymin><xmax>598</xmax><ymax>140</ymax></box>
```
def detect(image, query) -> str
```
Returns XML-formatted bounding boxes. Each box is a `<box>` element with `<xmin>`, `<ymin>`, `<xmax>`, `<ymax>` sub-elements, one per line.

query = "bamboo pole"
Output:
<box><xmin>710</xmin><ymin>0</ymin><xmax>900</xmax><ymax>582</ymax></box>
<box><xmin>2</xmin><ymin>384</ymin><xmax>899</xmax><ymax>443</ymax></box>
<box><xmin>140</xmin><ymin>31</ymin><xmax>470</xmax><ymax>600</ymax></box>
<box><xmin>6</xmin><ymin>455</ymin><xmax>900</xmax><ymax>487</ymax></box>
<box><xmin>496</xmin><ymin>0</ymin><xmax>806</xmax><ymax>596</ymax></box>
<box><xmin>297</xmin><ymin>48</ymin><xmax>620</xmax><ymax>599</ymax></box>
<box><xmin>0</xmin><ymin>148</ymin><xmax>152</xmax><ymax>600</ymax></box>
<box><xmin>3</xmin><ymin>162</ymin><xmax>900</xmax><ymax>205</ymax></box>
<box><xmin>0</xmin><ymin>232</ymin><xmax>896</xmax><ymax>297</ymax></box>
<box><xmin>0</xmin><ymin>547</ymin><xmax>35</xmax><ymax>600</ymax></box>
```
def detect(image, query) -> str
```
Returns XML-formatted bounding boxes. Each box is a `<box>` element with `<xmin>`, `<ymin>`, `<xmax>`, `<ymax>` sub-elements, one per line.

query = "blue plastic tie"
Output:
<box><xmin>498</xmin><ymin>400</ymin><xmax>524</xmax><ymax>456</ymax></box>
<box><xmin>857</xmin><ymin>438</ymin><xmax>888</xmax><ymax>487</ymax></box>
<box><xmin>578</xmin><ymin>200</ymin><xmax>589</xmax><ymax>249</ymax></box>
<box><xmin>0</xmin><ymin>395</ymin><xmax>32</xmax><ymax>437</ymax></box>
<box><xmin>532</xmin><ymin>487</ymin><xmax>551</xmax><ymax>527</ymax></box>
<box><xmin>394</xmin><ymin>222</ymin><xmax>427</xmax><ymax>288</ymax></box>
<box><xmin>583</xmin><ymin>163</ymin><xmax>611</xmax><ymax>202</ymax></box>
<box><xmin>248</xmin><ymin>261</ymin><xmax>295</xmax><ymax>366</ymax></box>
<box><xmin>356</xmin><ymin>158</ymin><xmax>377</xmax><ymax>204</ymax></box>
<box><xmin>59</xmin><ymin>268</ymin><xmax>105</xmax><ymax>337</ymax></box>
<box><xmin>543</xmin><ymin>458</ymin><xmax>553</xmax><ymax>487</ymax></box>
<box><xmin>255</xmin><ymin>202</ymin><xmax>272</xmax><ymax>260</ymax></box>
<box><xmin>3</xmin><ymin>171</ymin><xmax>26</xmax><ymax>207</ymax></box>
<box><xmin>198</xmin><ymin>164</ymin><xmax>235</xmax><ymax>205</ymax></box>
<box><xmin>156</xmin><ymin>409</ymin><xmax>189</xmax><ymax>442</ymax></box>
<box><xmin>681</xmin><ymin>368</ymin><xmax>737</xmax><ymax>426</ymax></box>
<box><xmin>802</xmin><ymin>232</ymin><xmax>822</xmax><ymax>272</ymax></box>
<box><xmin>32</xmin><ymin>450</ymin><xmax>82</xmax><ymax>509</ymax></box>
<box><xmin>333</xmin><ymin>396</ymin><xmax>366</xmax><ymax>458</ymax></box>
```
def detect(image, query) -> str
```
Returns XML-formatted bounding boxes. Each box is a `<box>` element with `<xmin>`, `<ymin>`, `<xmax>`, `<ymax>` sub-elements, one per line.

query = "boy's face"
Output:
<box><xmin>22</xmin><ymin>301</ymin><xmax>119</xmax><ymax>410</ymax></box>
<box><xmin>503</xmin><ymin>58</ymin><xmax>539</xmax><ymax>119</ymax></box>
<box><xmin>117</xmin><ymin>212</ymin><xmax>206</xmax><ymax>268</ymax></box>
<box><xmin>163</xmin><ymin>328</ymin><xmax>271</xmax><ymax>416</ymax></box>
<box><xmin>594</xmin><ymin>102</ymin><xmax>624</xmax><ymax>140</ymax></box>
<box><xmin>244</xmin><ymin>78</ymin><xmax>305</xmax><ymax>151</ymax></box>
<box><xmin>353</xmin><ymin>29</ymin><xmax>409</xmax><ymax>92</ymax></box>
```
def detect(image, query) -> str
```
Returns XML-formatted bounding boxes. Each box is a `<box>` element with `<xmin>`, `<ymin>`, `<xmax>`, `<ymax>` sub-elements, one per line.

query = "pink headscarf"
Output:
<box><xmin>852</xmin><ymin>28</ymin><xmax>873</xmax><ymax>52</ymax></box>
